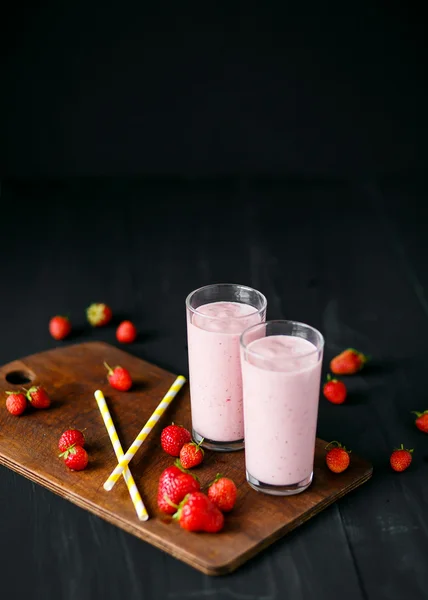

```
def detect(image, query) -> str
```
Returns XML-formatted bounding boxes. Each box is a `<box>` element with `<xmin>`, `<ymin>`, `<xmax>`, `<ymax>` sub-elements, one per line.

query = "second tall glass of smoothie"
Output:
<box><xmin>186</xmin><ymin>284</ymin><xmax>267</xmax><ymax>451</ymax></box>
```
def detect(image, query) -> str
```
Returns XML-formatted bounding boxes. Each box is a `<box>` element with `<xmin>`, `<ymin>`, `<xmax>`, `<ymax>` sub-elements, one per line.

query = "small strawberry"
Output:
<box><xmin>58</xmin><ymin>429</ymin><xmax>86</xmax><ymax>453</ymax></box>
<box><xmin>60</xmin><ymin>445</ymin><xmax>89</xmax><ymax>471</ymax></box>
<box><xmin>157</xmin><ymin>461</ymin><xmax>201</xmax><ymax>514</ymax></box>
<box><xmin>174</xmin><ymin>491</ymin><xmax>224</xmax><ymax>533</ymax></box>
<box><xmin>412</xmin><ymin>410</ymin><xmax>428</xmax><ymax>434</ymax></box>
<box><xmin>104</xmin><ymin>362</ymin><xmax>132</xmax><ymax>391</ymax></box>
<box><xmin>86</xmin><ymin>303</ymin><xmax>113</xmax><ymax>327</ymax></box>
<box><xmin>5</xmin><ymin>392</ymin><xmax>27</xmax><ymax>416</ymax></box>
<box><xmin>325</xmin><ymin>441</ymin><xmax>351</xmax><ymax>473</ymax></box>
<box><xmin>161</xmin><ymin>424</ymin><xmax>192</xmax><ymax>457</ymax></box>
<box><xmin>49</xmin><ymin>315</ymin><xmax>72</xmax><ymax>340</ymax></box>
<box><xmin>116</xmin><ymin>320</ymin><xmax>137</xmax><ymax>344</ymax></box>
<box><xmin>207</xmin><ymin>474</ymin><xmax>237</xmax><ymax>512</ymax></box>
<box><xmin>323</xmin><ymin>374</ymin><xmax>347</xmax><ymax>404</ymax></box>
<box><xmin>180</xmin><ymin>439</ymin><xmax>204</xmax><ymax>469</ymax></box>
<box><xmin>390</xmin><ymin>444</ymin><xmax>413</xmax><ymax>472</ymax></box>
<box><xmin>330</xmin><ymin>348</ymin><xmax>367</xmax><ymax>375</ymax></box>
<box><xmin>26</xmin><ymin>386</ymin><xmax>51</xmax><ymax>409</ymax></box>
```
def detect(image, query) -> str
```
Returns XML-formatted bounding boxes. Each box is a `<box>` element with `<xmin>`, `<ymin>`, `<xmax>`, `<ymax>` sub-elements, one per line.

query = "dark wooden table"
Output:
<box><xmin>1</xmin><ymin>177</ymin><xmax>427</xmax><ymax>599</ymax></box>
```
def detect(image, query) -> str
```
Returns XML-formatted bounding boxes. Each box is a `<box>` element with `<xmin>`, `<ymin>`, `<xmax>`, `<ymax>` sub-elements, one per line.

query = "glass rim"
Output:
<box><xmin>185</xmin><ymin>283</ymin><xmax>267</xmax><ymax>321</ymax></box>
<box><xmin>240</xmin><ymin>319</ymin><xmax>325</xmax><ymax>360</ymax></box>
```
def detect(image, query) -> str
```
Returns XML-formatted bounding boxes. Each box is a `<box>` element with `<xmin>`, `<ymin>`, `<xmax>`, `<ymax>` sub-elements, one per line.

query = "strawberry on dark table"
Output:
<box><xmin>86</xmin><ymin>303</ymin><xmax>113</xmax><ymax>327</ymax></box>
<box><xmin>49</xmin><ymin>315</ymin><xmax>72</xmax><ymax>340</ymax></box>
<box><xmin>330</xmin><ymin>348</ymin><xmax>367</xmax><ymax>375</ymax></box>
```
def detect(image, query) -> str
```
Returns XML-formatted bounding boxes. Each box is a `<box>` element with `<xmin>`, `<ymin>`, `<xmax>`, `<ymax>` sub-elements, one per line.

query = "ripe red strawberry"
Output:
<box><xmin>5</xmin><ymin>392</ymin><xmax>27</xmax><ymax>416</ymax></box>
<box><xmin>26</xmin><ymin>386</ymin><xmax>51</xmax><ymax>409</ymax></box>
<box><xmin>58</xmin><ymin>429</ymin><xmax>86</xmax><ymax>453</ymax></box>
<box><xmin>412</xmin><ymin>410</ymin><xmax>428</xmax><ymax>433</ymax></box>
<box><xmin>180</xmin><ymin>440</ymin><xmax>204</xmax><ymax>469</ymax></box>
<box><xmin>325</xmin><ymin>441</ymin><xmax>351</xmax><ymax>473</ymax></box>
<box><xmin>330</xmin><ymin>348</ymin><xmax>367</xmax><ymax>375</ymax></box>
<box><xmin>104</xmin><ymin>362</ymin><xmax>132</xmax><ymax>391</ymax></box>
<box><xmin>60</xmin><ymin>445</ymin><xmax>89</xmax><ymax>471</ymax></box>
<box><xmin>390</xmin><ymin>444</ymin><xmax>413</xmax><ymax>472</ymax></box>
<box><xmin>49</xmin><ymin>315</ymin><xmax>72</xmax><ymax>340</ymax></box>
<box><xmin>207</xmin><ymin>474</ymin><xmax>237</xmax><ymax>512</ymax></box>
<box><xmin>161</xmin><ymin>424</ymin><xmax>192</xmax><ymax>457</ymax></box>
<box><xmin>174</xmin><ymin>491</ymin><xmax>224</xmax><ymax>533</ymax></box>
<box><xmin>116</xmin><ymin>320</ymin><xmax>137</xmax><ymax>344</ymax></box>
<box><xmin>323</xmin><ymin>374</ymin><xmax>347</xmax><ymax>404</ymax></box>
<box><xmin>157</xmin><ymin>462</ymin><xmax>201</xmax><ymax>514</ymax></box>
<box><xmin>86</xmin><ymin>303</ymin><xmax>113</xmax><ymax>327</ymax></box>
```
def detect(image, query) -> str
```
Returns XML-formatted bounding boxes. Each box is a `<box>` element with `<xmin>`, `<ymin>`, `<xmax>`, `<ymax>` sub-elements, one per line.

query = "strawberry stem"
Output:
<box><xmin>103</xmin><ymin>362</ymin><xmax>113</xmax><ymax>375</ymax></box>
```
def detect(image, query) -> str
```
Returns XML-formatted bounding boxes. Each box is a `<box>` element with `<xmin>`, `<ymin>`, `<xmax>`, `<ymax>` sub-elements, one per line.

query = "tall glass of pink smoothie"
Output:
<box><xmin>240</xmin><ymin>320</ymin><xmax>324</xmax><ymax>495</ymax></box>
<box><xmin>186</xmin><ymin>284</ymin><xmax>267</xmax><ymax>451</ymax></box>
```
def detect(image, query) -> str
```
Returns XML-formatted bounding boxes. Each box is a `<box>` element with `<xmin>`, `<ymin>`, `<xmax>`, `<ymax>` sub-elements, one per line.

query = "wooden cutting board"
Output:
<box><xmin>0</xmin><ymin>342</ymin><xmax>372</xmax><ymax>575</ymax></box>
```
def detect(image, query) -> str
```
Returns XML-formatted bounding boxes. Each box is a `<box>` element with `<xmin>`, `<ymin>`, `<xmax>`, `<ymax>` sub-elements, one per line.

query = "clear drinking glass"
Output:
<box><xmin>240</xmin><ymin>320</ymin><xmax>324</xmax><ymax>495</ymax></box>
<box><xmin>186</xmin><ymin>283</ymin><xmax>267</xmax><ymax>451</ymax></box>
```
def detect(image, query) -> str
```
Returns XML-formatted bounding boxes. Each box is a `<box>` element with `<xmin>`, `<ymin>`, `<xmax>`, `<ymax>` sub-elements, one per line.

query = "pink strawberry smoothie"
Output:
<box><xmin>242</xmin><ymin>335</ymin><xmax>322</xmax><ymax>486</ymax></box>
<box><xmin>187</xmin><ymin>301</ymin><xmax>262</xmax><ymax>443</ymax></box>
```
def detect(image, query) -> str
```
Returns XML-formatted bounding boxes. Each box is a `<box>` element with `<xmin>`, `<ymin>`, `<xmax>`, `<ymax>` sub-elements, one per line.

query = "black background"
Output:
<box><xmin>2</xmin><ymin>3</ymin><xmax>428</xmax><ymax>600</ymax></box>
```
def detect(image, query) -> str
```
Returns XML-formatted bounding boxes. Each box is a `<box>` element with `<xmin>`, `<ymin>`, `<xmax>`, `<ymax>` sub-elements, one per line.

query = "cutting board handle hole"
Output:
<box><xmin>5</xmin><ymin>370</ymin><xmax>35</xmax><ymax>385</ymax></box>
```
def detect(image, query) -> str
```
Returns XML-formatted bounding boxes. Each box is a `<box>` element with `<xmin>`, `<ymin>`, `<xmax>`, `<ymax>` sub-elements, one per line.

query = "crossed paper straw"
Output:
<box><xmin>103</xmin><ymin>375</ymin><xmax>186</xmax><ymax>492</ymax></box>
<box><xmin>95</xmin><ymin>390</ymin><xmax>149</xmax><ymax>521</ymax></box>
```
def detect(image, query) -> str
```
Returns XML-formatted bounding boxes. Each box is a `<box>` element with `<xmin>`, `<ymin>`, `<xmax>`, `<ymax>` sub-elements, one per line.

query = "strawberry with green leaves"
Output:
<box><xmin>157</xmin><ymin>461</ymin><xmax>200</xmax><ymax>514</ymax></box>
<box><xmin>25</xmin><ymin>386</ymin><xmax>51</xmax><ymax>409</ymax></box>
<box><xmin>330</xmin><ymin>349</ymin><xmax>367</xmax><ymax>375</ymax></box>
<box><xmin>323</xmin><ymin>375</ymin><xmax>347</xmax><ymax>404</ymax></box>
<box><xmin>390</xmin><ymin>444</ymin><xmax>413</xmax><ymax>472</ymax></box>
<box><xmin>174</xmin><ymin>491</ymin><xmax>224</xmax><ymax>533</ymax></box>
<box><xmin>87</xmin><ymin>303</ymin><xmax>112</xmax><ymax>327</ymax></box>
<box><xmin>60</xmin><ymin>445</ymin><xmax>89</xmax><ymax>471</ymax></box>
<box><xmin>180</xmin><ymin>439</ymin><xmax>204</xmax><ymax>469</ymax></box>
<box><xmin>207</xmin><ymin>474</ymin><xmax>237</xmax><ymax>512</ymax></box>
<box><xmin>325</xmin><ymin>441</ymin><xmax>351</xmax><ymax>473</ymax></box>
<box><xmin>412</xmin><ymin>410</ymin><xmax>428</xmax><ymax>434</ymax></box>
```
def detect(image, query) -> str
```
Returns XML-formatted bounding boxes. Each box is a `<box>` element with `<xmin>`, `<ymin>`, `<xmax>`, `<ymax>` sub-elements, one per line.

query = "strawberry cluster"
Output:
<box><xmin>48</xmin><ymin>303</ymin><xmax>137</xmax><ymax>344</ymax></box>
<box><xmin>324</xmin><ymin>348</ymin><xmax>424</xmax><ymax>474</ymax></box>
<box><xmin>157</xmin><ymin>424</ymin><xmax>237</xmax><ymax>533</ymax></box>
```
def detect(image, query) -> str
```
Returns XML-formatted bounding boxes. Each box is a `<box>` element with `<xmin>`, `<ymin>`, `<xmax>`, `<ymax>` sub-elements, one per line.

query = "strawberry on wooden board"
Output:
<box><xmin>325</xmin><ymin>441</ymin><xmax>351</xmax><ymax>473</ymax></box>
<box><xmin>207</xmin><ymin>474</ymin><xmax>237</xmax><ymax>512</ymax></box>
<box><xmin>86</xmin><ymin>303</ymin><xmax>113</xmax><ymax>327</ymax></box>
<box><xmin>49</xmin><ymin>315</ymin><xmax>72</xmax><ymax>340</ymax></box>
<box><xmin>5</xmin><ymin>392</ymin><xmax>27</xmax><ymax>416</ymax></box>
<box><xmin>174</xmin><ymin>491</ymin><xmax>224</xmax><ymax>533</ymax></box>
<box><xmin>179</xmin><ymin>439</ymin><xmax>204</xmax><ymax>469</ymax></box>
<box><xmin>104</xmin><ymin>362</ymin><xmax>132</xmax><ymax>391</ymax></box>
<box><xmin>157</xmin><ymin>462</ymin><xmax>200</xmax><ymax>514</ymax></box>
<box><xmin>116</xmin><ymin>320</ymin><xmax>137</xmax><ymax>344</ymax></box>
<box><xmin>60</xmin><ymin>445</ymin><xmax>89</xmax><ymax>471</ymax></box>
<box><xmin>161</xmin><ymin>424</ymin><xmax>192</xmax><ymax>457</ymax></box>
<box><xmin>323</xmin><ymin>375</ymin><xmax>347</xmax><ymax>404</ymax></box>
<box><xmin>330</xmin><ymin>349</ymin><xmax>367</xmax><ymax>375</ymax></box>
<box><xmin>58</xmin><ymin>429</ymin><xmax>86</xmax><ymax>452</ymax></box>
<box><xmin>25</xmin><ymin>386</ymin><xmax>51</xmax><ymax>409</ymax></box>
<box><xmin>390</xmin><ymin>445</ymin><xmax>413</xmax><ymax>472</ymax></box>
<box><xmin>412</xmin><ymin>410</ymin><xmax>428</xmax><ymax>433</ymax></box>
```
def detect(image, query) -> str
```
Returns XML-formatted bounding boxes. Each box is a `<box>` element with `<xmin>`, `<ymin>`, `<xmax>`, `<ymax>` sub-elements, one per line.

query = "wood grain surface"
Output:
<box><xmin>0</xmin><ymin>342</ymin><xmax>372</xmax><ymax>575</ymax></box>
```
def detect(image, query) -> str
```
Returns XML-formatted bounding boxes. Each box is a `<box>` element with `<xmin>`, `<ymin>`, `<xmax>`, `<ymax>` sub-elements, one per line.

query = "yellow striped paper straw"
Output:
<box><xmin>103</xmin><ymin>375</ymin><xmax>186</xmax><ymax>491</ymax></box>
<box><xmin>95</xmin><ymin>390</ymin><xmax>149</xmax><ymax>521</ymax></box>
